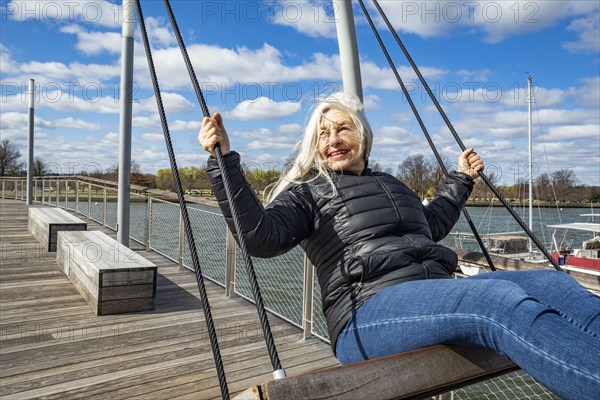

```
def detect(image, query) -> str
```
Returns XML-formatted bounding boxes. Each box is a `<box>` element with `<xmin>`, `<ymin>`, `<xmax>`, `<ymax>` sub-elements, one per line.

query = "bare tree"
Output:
<box><xmin>397</xmin><ymin>154</ymin><xmax>434</xmax><ymax>198</ymax></box>
<box><xmin>534</xmin><ymin>172</ymin><xmax>552</xmax><ymax>202</ymax></box>
<box><xmin>33</xmin><ymin>157</ymin><xmax>49</xmax><ymax>176</ymax></box>
<box><xmin>552</xmin><ymin>169</ymin><xmax>577</xmax><ymax>202</ymax></box>
<box><xmin>0</xmin><ymin>139</ymin><xmax>25</xmax><ymax>176</ymax></box>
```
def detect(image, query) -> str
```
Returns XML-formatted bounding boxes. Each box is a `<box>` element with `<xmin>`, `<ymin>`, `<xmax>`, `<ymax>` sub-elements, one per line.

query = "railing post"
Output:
<box><xmin>178</xmin><ymin>208</ymin><xmax>184</xmax><ymax>269</ymax></box>
<box><xmin>88</xmin><ymin>183</ymin><xmax>92</xmax><ymax>217</ymax></box>
<box><xmin>65</xmin><ymin>180</ymin><xmax>69</xmax><ymax>209</ymax></box>
<box><xmin>55</xmin><ymin>179</ymin><xmax>59</xmax><ymax>207</ymax></box>
<box><xmin>41</xmin><ymin>179</ymin><xmax>45</xmax><ymax>204</ymax></box>
<box><xmin>75</xmin><ymin>181</ymin><xmax>79</xmax><ymax>212</ymax></box>
<box><xmin>103</xmin><ymin>186</ymin><xmax>107</xmax><ymax>226</ymax></box>
<box><xmin>302</xmin><ymin>254</ymin><xmax>315</xmax><ymax>340</ymax></box>
<box><xmin>146</xmin><ymin>196</ymin><xmax>152</xmax><ymax>251</ymax></box>
<box><xmin>225</xmin><ymin>230</ymin><xmax>237</xmax><ymax>298</ymax></box>
<box><xmin>14</xmin><ymin>180</ymin><xmax>18</xmax><ymax>200</ymax></box>
<box><xmin>1</xmin><ymin>179</ymin><xmax>4</xmax><ymax>199</ymax></box>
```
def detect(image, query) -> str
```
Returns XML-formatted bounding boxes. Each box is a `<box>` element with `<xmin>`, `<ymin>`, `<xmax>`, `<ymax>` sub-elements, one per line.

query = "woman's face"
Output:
<box><xmin>317</xmin><ymin>109</ymin><xmax>365</xmax><ymax>175</ymax></box>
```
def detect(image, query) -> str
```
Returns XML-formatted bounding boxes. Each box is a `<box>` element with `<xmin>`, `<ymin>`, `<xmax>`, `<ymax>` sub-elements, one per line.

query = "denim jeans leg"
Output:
<box><xmin>468</xmin><ymin>270</ymin><xmax>600</xmax><ymax>337</ymax></box>
<box><xmin>335</xmin><ymin>277</ymin><xmax>600</xmax><ymax>400</ymax></box>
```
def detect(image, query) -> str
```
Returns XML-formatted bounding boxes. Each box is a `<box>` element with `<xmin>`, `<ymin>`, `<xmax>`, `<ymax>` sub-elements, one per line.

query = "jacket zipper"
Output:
<box><xmin>375</xmin><ymin>177</ymin><xmax>402</xmax><ymax>224</ymax></box>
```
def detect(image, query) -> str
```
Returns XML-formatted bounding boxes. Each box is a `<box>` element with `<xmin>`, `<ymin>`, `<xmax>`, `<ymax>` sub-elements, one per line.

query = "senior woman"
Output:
<box><xmin>199</xmin><ymin>92</ymin><xmax>599</xmax><ymax>400</ymax></box>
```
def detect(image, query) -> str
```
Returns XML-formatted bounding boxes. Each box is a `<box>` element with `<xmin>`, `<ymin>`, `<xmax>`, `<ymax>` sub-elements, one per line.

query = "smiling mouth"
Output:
<box><xmin>328</xmin><ymin>150</ymin><xmax>349</xmax><ymax>159</ymax></box>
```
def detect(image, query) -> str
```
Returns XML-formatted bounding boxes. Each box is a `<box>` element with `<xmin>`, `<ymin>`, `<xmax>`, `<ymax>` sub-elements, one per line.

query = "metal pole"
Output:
<box><xmin>117</xmin><ymin>0</ymin><xmax>135</xmax><ymax>247</ymax></box>
<box><xmin>26</xmin><ymin>79</ymin><xmax>34</xmax><ymax>205</ymax></box>
<box><xmin>527</xmin><ymin>75</ymin><xmax>533</xmax><ymax>252</ymax></box>
<box><xmin>103</xmin><ymin>186</ymin><xmax>107</xmax><ymax>226</ymax></box>
<box><xmin>146</xmin><ymin>196</ymin><xmax>152</xmax><ymax>251</ymax></box>
<box><xmin>333</xmin><ymin>0</ymin><xmax>363</xmax><ymax>102</ymax></box>
<box><xmin>225</xmin><ymin>230</ymin><xmax>236</xmax><ymax>298</ymax></box>
<box><xmin>302</xmin><ymin>255</ymin><xmax>315</xmax><ymax>340</ymax></box>
<box><xmin>178</xmin><ymin>208</ymin><xmax>184</xmax><ymax>269</ymax></box>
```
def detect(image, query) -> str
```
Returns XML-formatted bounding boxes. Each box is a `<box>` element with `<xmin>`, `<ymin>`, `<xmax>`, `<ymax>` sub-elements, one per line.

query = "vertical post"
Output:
<box><xmin>65</xmin><ymin>180</ymin><xmax>69</xmax><ymax>209</ymax></box>
<box><xmin>26</xmin><ymin>78</ymin><xmax>35</xmax><ymax>205</ymax></box>
<box><xmin>333</xmin><ymin>0</ymin><xmax>363</xmax><ymax>101</ymax></box>
<box><xmin>88</xmin><ymin>183</ymin><xmax>92</xmax><ymax>217</ymax></box>
<box><xmin>117</xmin><ymin>0</ymin><xmax>135</xmax><ymax>247</ymax></box>
<box><xmin>527</xmin><ymin>75</ymin><xmax>533</xmax><ymax>252</ymax></box>
<box><xmin>14</xmin><ymin>180</ymin><xmax>18</xmax><ymax>200</ymax></box>
<box><xmin>178</xmin><ymin>208</ymin><xmax>184</xmax><ymax>269</ymax></box>
<box><xmin>103</xmin><ymin>186</ymin><xmax>108</xmax><ymax>226</ymax></box>
<box><xmin>41</xmin><ymin>179</ymin><xmax>45</xmax><ymax>203</ymax></box>
<box><xmin>302</xmin><ymin>254</ymin><xmax>315</xmax><ymax>340</ymax></box>
<box><xmin>1</xmin><ymin>179</ymin><xmax>4</xmax><ymax>199</ymax></box>
<box><xmin>146</xmin><ymin>196</ymin><xmax>152</xmax><ymax>251</ymax></box>
<box><xmin>75</xmin><ymin>180</ymin><xmax>79</xmax><ymax>212</ymax></box>
<box><xmin>55</xmin><ymin>179</ymin><xmax>59</xmax><ymax>207</ymax></box>
<box><xmin>225</xmin><ymin>230</ymin><xmax>237</xmax><ymax>298</ymax></box>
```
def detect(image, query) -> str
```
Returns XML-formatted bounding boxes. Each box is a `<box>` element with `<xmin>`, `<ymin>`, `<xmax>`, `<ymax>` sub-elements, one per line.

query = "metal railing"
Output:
<box><xmin>1</xmin><ymin>176</ymin><xmax>558</xmax><ymax>398</ymax></box>
<box><xmin>0</xmin><ymin>176</ymin><xmax>327</xmax><ymax>341</ymax></box>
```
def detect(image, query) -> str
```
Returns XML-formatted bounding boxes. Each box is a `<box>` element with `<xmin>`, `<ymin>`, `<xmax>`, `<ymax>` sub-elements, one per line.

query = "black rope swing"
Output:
<box><xmin>359</xmin><ymin>0</ymin><xmax>561</xmax><ymax>272</ymax></box>
<box><xmin>133</xmin><ymin>0</ymin><xmax>563</xmax><ymax>399</ymax></box>
<box><xmin>135</xmin><ymin>1</ymin><xmax>284</xmax><ymax>399</ymax></box>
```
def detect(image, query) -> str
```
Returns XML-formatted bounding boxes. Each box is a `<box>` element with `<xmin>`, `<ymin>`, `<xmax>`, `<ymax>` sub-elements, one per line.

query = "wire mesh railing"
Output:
<box><xmin>0</xmin><ymin>176</ymin><xmax>560</xmax><ymax>398</ymax></box>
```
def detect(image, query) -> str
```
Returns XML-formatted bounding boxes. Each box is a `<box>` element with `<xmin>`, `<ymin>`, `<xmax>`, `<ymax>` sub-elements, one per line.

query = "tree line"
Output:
<box><xmin>1</xmin><ymin>139</ymin><xmax>598</xmax><ymax>203</ymax></box>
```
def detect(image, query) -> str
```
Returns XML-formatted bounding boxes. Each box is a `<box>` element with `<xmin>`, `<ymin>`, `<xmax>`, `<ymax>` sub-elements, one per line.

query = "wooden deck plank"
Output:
<box><xmin>0</xmin><ymin>199</ymin><xmax>338</xmax><ymax>399</ymax></box>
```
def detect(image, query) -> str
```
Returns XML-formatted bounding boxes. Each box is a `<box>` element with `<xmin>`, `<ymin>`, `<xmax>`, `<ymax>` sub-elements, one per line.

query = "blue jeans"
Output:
<box><xmin>335</xmin><ymin>270</ymin><xmax>600</xmax><ymax>400</ymax></box>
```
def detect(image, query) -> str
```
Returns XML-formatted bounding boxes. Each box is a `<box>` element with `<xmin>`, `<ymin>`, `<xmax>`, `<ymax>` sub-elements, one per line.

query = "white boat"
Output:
<box><xmin>547</xmin><ymin>214</ymin><xmax>600</xmax><ymax>273</ymax></box>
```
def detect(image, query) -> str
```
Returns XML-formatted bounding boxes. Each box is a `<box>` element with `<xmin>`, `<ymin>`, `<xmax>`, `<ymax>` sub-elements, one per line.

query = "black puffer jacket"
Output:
<box><xmin>207</xmin><ymin>152</ymin><xmax>474</xmax><ymax>352</ymax></box>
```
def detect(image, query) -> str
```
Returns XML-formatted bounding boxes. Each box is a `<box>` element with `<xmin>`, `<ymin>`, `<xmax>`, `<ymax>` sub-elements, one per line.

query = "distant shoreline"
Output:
<box><xmin>465</xmin><ymin>202</ymin><xmax>598</xmax><ymax>208</ymax></box>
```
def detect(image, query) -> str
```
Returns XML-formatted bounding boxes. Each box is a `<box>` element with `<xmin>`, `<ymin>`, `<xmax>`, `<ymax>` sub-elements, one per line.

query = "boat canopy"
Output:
<box><xmin>547</xmin><ymin>223</ymin><xmax>600</xmax><ymax>233</ymax></box>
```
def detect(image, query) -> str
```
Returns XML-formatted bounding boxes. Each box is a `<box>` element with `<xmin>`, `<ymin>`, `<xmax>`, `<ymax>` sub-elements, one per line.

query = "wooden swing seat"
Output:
<box><xmin>234</xmin><ymin>344</ymin><xmax>517</xmax><ymax>399</ymax></box>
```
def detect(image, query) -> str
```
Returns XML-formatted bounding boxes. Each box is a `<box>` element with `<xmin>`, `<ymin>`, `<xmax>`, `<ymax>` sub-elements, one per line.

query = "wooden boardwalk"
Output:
<box><xmin>0</xmin><ymin>199</ymin><xmax>338</xmax><ymax>399</ymax></box>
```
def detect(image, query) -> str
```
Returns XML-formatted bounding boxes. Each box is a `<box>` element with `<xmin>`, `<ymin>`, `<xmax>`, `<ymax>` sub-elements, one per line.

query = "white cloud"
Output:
<box><xmin>368</xmin><ymin>1</ymin><xmax>600</xmax><ymax>44</ymax></box>
<box><xmin>142</xmin><ymin>133</ymin><xmax>165</xmax><ymax>142</ymax></box>
<box><xmin>137</xmin><ymin>92</ymin><xmax>195</xmax><ymax>114</ymax></box>
<box><xmin>60</xmin><ymin>25</ymin><xmax>121</xmax><ymax>55</ymax></box>
<box><xmin>0</xmin><ymin>44</ymin><xmax>19</xmax><ymax>74</ymax></box>
<box><xmin>562</xmin><ymin>13</ymin><xmax>600</xmax><ymax>54</ymax></box>
<box><xmin>144</xmin><ymin>17</ymin><xmax>176</xmax><ymax>48</ymax></box>
<box><xmin>544</xmin><ymin>124</ymin><xmax>600</xmax><ymax>141</ymax></box>
<box><xmin>568</xmin><ymin>77</ymin><xmax>600</xmax><ymax>108</ymax></box>
<box><xmin>4</xmin><ymin>0</ymin><xmax>121</xmax><ymax>28</ymax></box>
<box><xmin>228</xmin><ymin>97</ymin><xmax>301</xmax><ymax>121</ymax></box>
<box><xmin>270</xmin><ymin>0</ymin><xmax>338</xmax><ymax>39</ymax></box>
<box><xmin>1</xmin><ymin>112</ymin><xmax>100</xmax><ymax>132</ymax></box>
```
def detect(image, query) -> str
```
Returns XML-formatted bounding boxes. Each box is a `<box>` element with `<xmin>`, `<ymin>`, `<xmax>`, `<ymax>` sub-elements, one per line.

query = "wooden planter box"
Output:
<box><xmin>57</xmin><ymin>230</ymin><xmax>157</xmax><ymax>315</ymax></box>
<box><xmin>28</xmin><ymin>207</ymin><xmax>87</xmax><ymax>252</ymax></box>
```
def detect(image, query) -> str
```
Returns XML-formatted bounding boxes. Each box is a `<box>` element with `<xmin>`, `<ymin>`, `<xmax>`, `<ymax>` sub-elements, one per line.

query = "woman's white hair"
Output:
<box><xmin>266</xmin><ymin>92</ymin><xmax>373</xmax><ymax>203</ymax></box>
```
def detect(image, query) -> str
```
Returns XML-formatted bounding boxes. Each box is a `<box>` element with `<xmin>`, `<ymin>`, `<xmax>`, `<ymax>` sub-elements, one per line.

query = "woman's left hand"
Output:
<box><xmin>458</xmin><ymin>148</ymin><xmax>484</xmax><ymax>179</ymax></box>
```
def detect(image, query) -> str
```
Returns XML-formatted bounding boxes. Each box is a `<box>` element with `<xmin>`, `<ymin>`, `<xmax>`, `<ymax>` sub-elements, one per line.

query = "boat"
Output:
<box><xmin>454</xmin><ymin>76</ymin><xmax>549</xmax><ymax>275</ymax></box>
<box><xmin>547</xmin><ymin>213</ymin><xmax>600</xmax><ymax>272</ymax></box>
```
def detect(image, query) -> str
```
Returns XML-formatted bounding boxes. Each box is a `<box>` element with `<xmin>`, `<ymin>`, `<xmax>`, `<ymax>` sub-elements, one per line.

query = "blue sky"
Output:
<box><xmin>1</xmin><ymin>0</ymin><xmax>599</xmax><ymax>187</ymax></box>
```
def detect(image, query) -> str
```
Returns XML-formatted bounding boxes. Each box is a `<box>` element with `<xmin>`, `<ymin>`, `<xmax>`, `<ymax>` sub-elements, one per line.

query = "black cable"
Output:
<box><xmin>134</xmin><ymin>2</ymin><xmax>230</xmax><ymax>399</ymax></box>
<box><xmin>357</xmin><ymin>0</ymin><xmax>496</xmax><ymax>271</ymax></box>
<box><xmin>163</xmin><ymin>0</ymin><xmax>284</xmax><ymax>377</ymax></box>
<box><xmin>370</xmin><ymin>0</ymin><xmax>561</xmax><ymax>271</ymax></box>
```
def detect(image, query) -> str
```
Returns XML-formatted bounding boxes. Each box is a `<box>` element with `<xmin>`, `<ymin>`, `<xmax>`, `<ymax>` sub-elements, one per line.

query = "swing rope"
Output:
<box><xmin>163</xmin><ymin>0</ymin><xmax>285</xmax><ymax>379</ymax></box>
<box><xmin>134</xmin><ymin>1</ymin><xmax>229</xmax><ymax>398</ymax></box>
<box><xmin>368</xmin><ymin>0</ymin><xmax>561</xmax><ymax>271</ymax></box>
<box><xmin>357</xmin><ymin>0</ymin><xmax>497</xmax><ymax>272</ymax></box>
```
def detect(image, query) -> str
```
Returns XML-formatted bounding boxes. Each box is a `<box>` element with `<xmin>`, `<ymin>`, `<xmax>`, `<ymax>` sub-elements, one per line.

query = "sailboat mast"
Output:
<box><xmin>528</xmin><ymin>75</ymin><xmax>533</xmax><ymax>251</ymax></box>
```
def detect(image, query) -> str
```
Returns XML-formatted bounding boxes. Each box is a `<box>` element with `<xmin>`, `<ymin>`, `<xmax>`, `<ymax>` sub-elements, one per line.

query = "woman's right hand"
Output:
<box><xmin>198</xmin><ymin>112</ymin><xmax>230</xmax><ymax>157</ymax></box>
